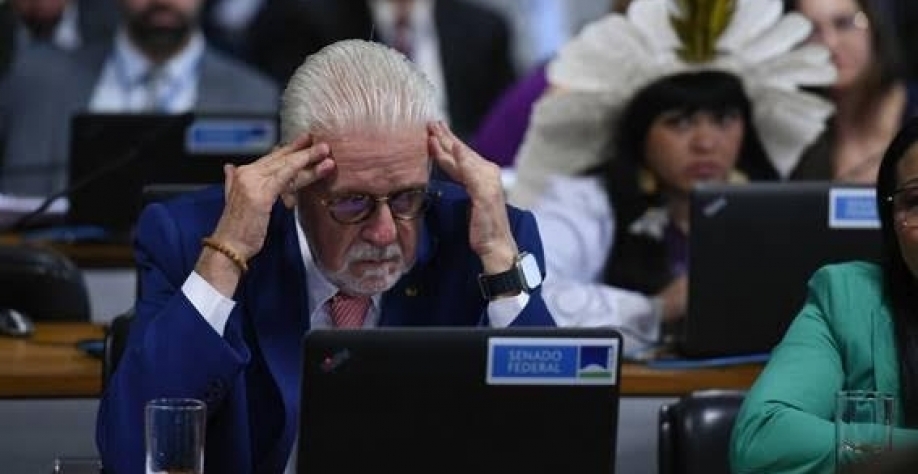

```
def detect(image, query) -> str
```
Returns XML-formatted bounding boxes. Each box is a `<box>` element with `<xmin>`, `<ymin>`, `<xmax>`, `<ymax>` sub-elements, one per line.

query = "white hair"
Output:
<box><xmin>280</xmin><ymin>39</ymin><xmax>443</xmax><ymax>141</ymax></box>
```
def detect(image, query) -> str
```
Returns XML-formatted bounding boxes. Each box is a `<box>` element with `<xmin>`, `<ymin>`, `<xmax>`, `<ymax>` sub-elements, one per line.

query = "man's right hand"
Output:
<box><xmin>195</xmin><ymin>134</ymin><xmax>335</xmax><ymax>296</ymax></box>
<box><xmin>656</xmin><ymin>275</ymin><xmax>688</xmax><ymax>323</ymax></box>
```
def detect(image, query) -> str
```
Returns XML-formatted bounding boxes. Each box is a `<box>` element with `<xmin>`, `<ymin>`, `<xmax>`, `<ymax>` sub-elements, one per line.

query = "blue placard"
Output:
<box><xmin>829</xmin><ymin>188</ymin><xmax>879</xmax><ymax>229</ymax></box>
<box><xmin>185</xmin><ymin>118</ymin><xmax>276</xmax><ymax>155</ymax></box>
<box><xmin>486</xmin><ymin>337</ymin><xmax>619</xmax><ymax>385</ymax></box>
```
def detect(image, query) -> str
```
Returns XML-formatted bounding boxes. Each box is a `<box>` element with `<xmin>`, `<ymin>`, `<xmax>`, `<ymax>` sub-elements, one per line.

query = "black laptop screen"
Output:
<box><xmin>66</xmin><ymin>112</ymin><xmax>276</xmax><ymax>236</ymax></box>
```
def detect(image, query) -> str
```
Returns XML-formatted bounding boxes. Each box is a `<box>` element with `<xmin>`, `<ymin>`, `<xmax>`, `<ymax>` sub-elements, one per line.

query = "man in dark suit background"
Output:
<box><xmin>0</xmin><ymin>0</ymin><xmax>118</xmax><ymax>76</ymax></box>
<box><xmin>96</xmin><ymin>39</ymin><xmax>553</xmax><ymax>473</ymax></box>
<box><xmin>0</xmin><ymin>0</ymin><xmax>278</xmax><ymax>196</ymax></box>
<box><xmin>247</xmin><ymin>0</ymin><xmax>516</xmax><ymax>140</ymax></box>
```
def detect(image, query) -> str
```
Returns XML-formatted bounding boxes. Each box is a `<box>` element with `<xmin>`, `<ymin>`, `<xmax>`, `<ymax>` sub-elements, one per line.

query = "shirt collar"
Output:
<box><xmin>112</xmin><ymin>28</ymin><xmax>205</xmax><ymax>85</ymax></box>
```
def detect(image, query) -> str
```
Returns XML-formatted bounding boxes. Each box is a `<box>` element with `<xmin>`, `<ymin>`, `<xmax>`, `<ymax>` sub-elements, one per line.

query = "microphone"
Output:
<box><xmin>8</xmin><ymin>114</ymin><xmax>190</xmax><ymax>232</ymax></box>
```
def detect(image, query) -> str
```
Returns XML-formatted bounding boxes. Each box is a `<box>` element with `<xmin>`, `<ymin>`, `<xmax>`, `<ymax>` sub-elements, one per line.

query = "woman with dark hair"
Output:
<box><xmin>730</xmin><ymin>116</ymin><xmax>918</xmax><ymax>473</ymax></box>
<box><xmin>513</xmin><ymin>0</ymin><xmax>835</xmax><ymax>357</ymax></box>
<box><xmin>787</xmin><ymin>0</ymin><xmax>918</xmax><ymax>183</ymax></box>
<box><xmin>533</xmin><ymin>69</ymin><xmax>769</xmax><ymax>356</ymax></box>
<box><xmin>604</xmin><ymin>70</ymin><xmax>771</xmax><ymax>295</ymax></box>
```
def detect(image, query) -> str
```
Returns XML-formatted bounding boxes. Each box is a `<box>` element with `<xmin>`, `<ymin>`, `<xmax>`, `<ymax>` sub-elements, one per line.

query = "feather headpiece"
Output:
<box><xmin>509</xmin><ymin>0</ymin><xmax>836</xmax><ymax>208</ymax></box>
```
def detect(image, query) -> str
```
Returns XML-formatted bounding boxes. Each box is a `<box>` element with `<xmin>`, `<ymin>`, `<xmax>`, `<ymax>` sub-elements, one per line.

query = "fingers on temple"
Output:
<box><xmin>272</xmin><ymin>142</ymin><xmax>332</xmax><ymax>184</ymax></box>
<box><xmin>290</xmin><ymin>159</ymin><xmax>335</xmax><ymax>189</ymax></box>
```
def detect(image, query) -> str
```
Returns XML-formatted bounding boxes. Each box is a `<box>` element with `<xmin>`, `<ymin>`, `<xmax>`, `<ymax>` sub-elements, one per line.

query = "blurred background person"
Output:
<box><xmin>533</xmin><ymin>70</ymin><xmax>769</xmax><ymax>356</ymax></box>
<box><xmin>786</xmin><ymin>0</ymin><xmax>918</xmax><ymax>184</ymax></box>
<box><xmin>470</xmin><ymin>0</ymin><xmax>620</xmax><ymax>169</ymax></box>
<box><xmin>508</xmin><ymin>0</ymin><xmax>835</xmax><ymax>209</ymax></box>
<box><xmin>466</xmin><ymin>0</ymin><xmax>612</xmax><ymax>74</ymax></box>
<box><xmin>245</xmin><ymin>0</ymin><xmax>515</xmax><ymax>141</ymax></box>
<box><xmin>0</xmin><ymin>0</ymin><xmax>118</xmax><ymax>76</ymax></box>
<box><xmin>512</xmin><ymin>0</ymin><xmax>835</xmax><ymax>356</ymax></box>
<box><xmin>0</xmin><ymin>0</ymin><xmax>278</xmax><ymax>196</ymax></box>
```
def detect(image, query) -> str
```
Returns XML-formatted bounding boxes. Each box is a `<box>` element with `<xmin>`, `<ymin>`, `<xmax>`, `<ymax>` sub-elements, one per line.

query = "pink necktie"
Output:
<box><xmin>328</xmin><ymin>293</ymin><xmax>371</xmax><ymax>328</ymax></box>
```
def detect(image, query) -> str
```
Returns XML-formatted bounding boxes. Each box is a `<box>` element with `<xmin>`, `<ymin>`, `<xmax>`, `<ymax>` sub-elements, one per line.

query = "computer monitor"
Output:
<box><xmin>298</xmin><ymin>327</ymin><xmax>622</xmax><ymax>474</ymax></box>
<box><xmin>682</xmin><ymin>182</ymin><xmax>881</xmax><ymax>358</ymax></box>
<box><xmin>66</xmin><ymin>112</ymin><xmax>277</xmax><ymax>237</ymax></box>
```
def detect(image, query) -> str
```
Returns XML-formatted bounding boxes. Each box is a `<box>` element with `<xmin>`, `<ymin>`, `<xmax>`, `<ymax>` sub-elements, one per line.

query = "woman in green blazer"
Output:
<box><xmin>730</xmin><ymin>117</ymin><xmax>918</xmax><ymax>472</ymax></box>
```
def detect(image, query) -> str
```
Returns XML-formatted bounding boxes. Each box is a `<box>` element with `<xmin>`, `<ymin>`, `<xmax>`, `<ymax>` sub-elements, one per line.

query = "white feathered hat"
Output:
<box><xmin>509</xmin><ymin>0</ymin><xmax>837</xmax><ymax>207</ymax></box>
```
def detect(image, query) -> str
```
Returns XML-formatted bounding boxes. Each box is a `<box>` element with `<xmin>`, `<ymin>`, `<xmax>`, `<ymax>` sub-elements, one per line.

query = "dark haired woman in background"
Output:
<box><xmin>532</xmin><ymin>69</ymin><xmax>770</xmax><ymax>357</ymax></box>
<box><xmin>731</xmin><ymin>116</ymin><xmax>918</xmax><ymax>473</ymax></box>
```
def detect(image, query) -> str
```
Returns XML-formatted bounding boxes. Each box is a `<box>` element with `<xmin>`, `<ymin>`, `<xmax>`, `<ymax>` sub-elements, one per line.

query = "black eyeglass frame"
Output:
<box><xmin>887</xmin><ymin>184</ymin><xmax>918</xmax><ymax>227</ymax></box>
<box><xmin>317</xmin><ymin>187</ymin><xmax>437</xmax><ymax>225</ymax></box>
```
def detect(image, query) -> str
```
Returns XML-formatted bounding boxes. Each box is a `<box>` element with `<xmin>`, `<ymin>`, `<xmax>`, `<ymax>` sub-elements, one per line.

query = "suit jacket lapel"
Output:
<box><xmin>872</xmin><ymin>305</ymin><xmax>901</xmax><ymax>415</ymax></box>
<box><xmin>195</xmin><ymin>50</ymin><xmax>225</xmax><ymax>110</ymax></box>
<box><xmin>380</xmin><ymin>215</ymin><xmax>437</xmax><ymax>326</ymax></box>
<box><xmin>74</xmin><ymin>43</ymin><xmax>110</xmax><ymax>106</ymax></box>
<box><xmin>243</xmin><ymin>210</ymin><xmax>309</xmax><ymax>471</ymax></box>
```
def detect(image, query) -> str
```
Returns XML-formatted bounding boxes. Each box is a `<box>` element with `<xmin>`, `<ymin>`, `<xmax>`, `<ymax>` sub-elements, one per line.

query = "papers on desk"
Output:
<box><xmin>0</xmin><ymin>194</ymin><xmax>68</xmax><ymax>228</ymax></box>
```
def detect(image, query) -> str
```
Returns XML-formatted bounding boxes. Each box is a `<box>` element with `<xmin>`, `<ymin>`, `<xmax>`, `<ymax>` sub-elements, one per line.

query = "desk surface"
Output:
<box><xmin>620</xmin><ymin>363</ymin><xmax>762</xmax><ymax>396</ymax></box>
<box><xmin>0</xmin><ymin>322</ymin><xmax>104</xmax><ymax>398</ymax></box>
<box><xmin>0</xmin><ymin>235</ymin><xmax>134</xmax><ymax>268</ymax></box>
<box><xmin>1</xmin><ymin>323</ymin><xmax>762</xmax><ymax>399</ymax></box>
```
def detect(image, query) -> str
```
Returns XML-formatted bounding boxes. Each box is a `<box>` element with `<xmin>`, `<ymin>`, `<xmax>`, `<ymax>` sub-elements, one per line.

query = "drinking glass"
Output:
<box><xmin>50</xmin><ymin>457</ymin><xmax>103</xmax><ymax>473</ymax></box>
<box><xmin>835</xmin><ymin>390</ymin><xmax>894</xmax><ymax>473</ymax></box>
<box><xmin>145</xmin><ymin>398</ymin><xmax>206</xmax><ymax>474</ymax></box>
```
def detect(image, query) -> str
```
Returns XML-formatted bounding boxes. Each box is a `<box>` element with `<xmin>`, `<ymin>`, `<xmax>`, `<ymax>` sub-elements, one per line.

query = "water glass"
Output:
<box><xmin>835</xmin><ymin>390</ymin><xmax>894</xmax><ymax>473</ymax></box>
<box><xmin>145</xmin><ymin>398</ymin><xmax>206</xmax><ymax>474</ymax></box>
<box><xmin>51</xmin><ymin>457</ymin><xmax>103</xmax><ymax>473</ymax></box>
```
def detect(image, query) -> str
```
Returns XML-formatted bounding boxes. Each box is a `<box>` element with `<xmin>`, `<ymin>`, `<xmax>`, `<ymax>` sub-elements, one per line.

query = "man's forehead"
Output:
<box><xmin>317</xmin><ymin>126</ymin><xmax>427</xmax><ymax>159</ymax></box>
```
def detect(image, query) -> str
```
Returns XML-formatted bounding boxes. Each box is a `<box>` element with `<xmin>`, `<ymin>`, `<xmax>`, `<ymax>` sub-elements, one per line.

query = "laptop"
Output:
<box><xmin>681</xmin><ymin>182</ymin><xmax>882</xmax><ymax>358</ymax></box>
<box><xmin>298</xmin><ymin>327</ymin><xmax>622</xmax><ymax>474</ymax></box>
<box><xmin>66</xmin><ymin>112</ymin><xmax>277</xmax><ymax>238</ymax></box>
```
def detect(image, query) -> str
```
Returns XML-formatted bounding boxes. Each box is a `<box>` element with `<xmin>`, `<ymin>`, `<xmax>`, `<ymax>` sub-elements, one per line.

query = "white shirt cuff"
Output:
<box><xmin>486</xmin><ymin>292</ymin><xmax>530</xmax><ymax>328</ymax></box>
<box><xmin>181</xmin><ymin>271</ymin><xmax>236</xmax><ymax>336</ymax></box>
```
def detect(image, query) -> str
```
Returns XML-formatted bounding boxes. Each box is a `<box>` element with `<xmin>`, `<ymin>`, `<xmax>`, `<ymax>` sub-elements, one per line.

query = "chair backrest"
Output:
<box><xmin>102</xmin><ymin>309</ymin><xmax>134</xmax><ymax>388</ymax></box>
<box><xmin>658</xmin><ymin>389</ymin><xmax>746</xmax><ymax>474</ymax></box>
<box><xmin>0</xmin><ymin>244</ymin><xmax>90</xmax><ymax>321</ymax></box>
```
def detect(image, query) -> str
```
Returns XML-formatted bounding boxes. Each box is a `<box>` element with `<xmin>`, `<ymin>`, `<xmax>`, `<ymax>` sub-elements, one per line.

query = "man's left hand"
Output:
<box><xmin>428</xmin><ymin>121</ymin><xmax>518</xmax><ymax>274</ymax></box>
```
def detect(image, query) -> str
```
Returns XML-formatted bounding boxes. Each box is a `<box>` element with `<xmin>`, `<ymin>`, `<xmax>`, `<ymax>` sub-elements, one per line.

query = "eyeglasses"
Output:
<box><xmin>808</xmin><ymin>11</ymin><xmax>869</xmax><ymax>42</ymax></box>
<box><xmin>888</xmin><ymin>185</ymin><xmax>918</xmax><ymax>227</ymax></box>
<box><xmin>318</xmin><ymin>187</ymin><xmax>433</xmax><ymax>224</ymax></box>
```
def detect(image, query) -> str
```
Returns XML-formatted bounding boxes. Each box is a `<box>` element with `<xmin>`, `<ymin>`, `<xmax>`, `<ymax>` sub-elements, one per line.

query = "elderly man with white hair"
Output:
<box><xmin>95</xmin><ymin>39</ymin><xmax>555</xmax><ymax>474</ymax></box>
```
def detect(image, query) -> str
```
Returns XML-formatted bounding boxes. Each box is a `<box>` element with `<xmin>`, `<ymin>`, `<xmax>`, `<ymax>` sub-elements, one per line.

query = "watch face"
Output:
<box><xmin>519</xmin><ymin>253</ymin><xmax>542</xmax><ymax>289</ymax></box>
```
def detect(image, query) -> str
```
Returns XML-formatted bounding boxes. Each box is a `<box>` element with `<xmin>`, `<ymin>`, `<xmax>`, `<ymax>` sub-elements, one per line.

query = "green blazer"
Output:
<box><xmin>730</xmin><ymin>261</ymin><xmax>918</xmax><ymax>473</ymax></box>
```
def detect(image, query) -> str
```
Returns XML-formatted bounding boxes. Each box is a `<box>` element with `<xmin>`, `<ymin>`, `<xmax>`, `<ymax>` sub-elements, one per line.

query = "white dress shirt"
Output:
<box><xmin>179</xmin><ymin>214</ymin><xmax>529</xmax><ymax>473</ymax></box>
<box><xmin>88</xmin><ymin>30</ymin><xmax>205</xmax><ymax>113</ymax></box>
<box><xmin>531</xmin><ymin>175</ymin><xmax>662</xmax><ymax>359</ymax></box>
<box><xmin>369</xmin><ymin>0</ymin><xmax>449</xmax><ymax>120</ymax></box>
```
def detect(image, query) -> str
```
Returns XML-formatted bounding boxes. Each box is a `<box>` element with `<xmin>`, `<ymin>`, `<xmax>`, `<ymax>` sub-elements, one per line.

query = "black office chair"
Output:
<box><xmin>658</xmin><ymin>389</ymin><xmax>746</xmax><ymax>474</ymax></box>
<box><xmin>102</xmin><ymin>309</ymin><xmax>134</xmax><ymax>389</ymax></box>
<box><xmin>0</xmin><ymin>243</ymin><xmax>90</xmax><ymax>321</ymax></box>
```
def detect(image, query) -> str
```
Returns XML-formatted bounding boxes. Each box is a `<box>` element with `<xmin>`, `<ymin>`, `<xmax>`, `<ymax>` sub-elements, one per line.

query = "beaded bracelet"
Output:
<box><xmin>201</xmin><ymin>237</ymin><xmax>248</xmax><ymax>273</ymax></box>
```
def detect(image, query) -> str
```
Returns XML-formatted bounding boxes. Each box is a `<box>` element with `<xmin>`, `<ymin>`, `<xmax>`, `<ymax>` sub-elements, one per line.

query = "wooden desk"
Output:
<box><xmin>0</xmin><ymin>235</ymin><xmax>134</xmax><ymax>269</ymax></box>
<box><xmin>620</xmin><ymin>363</ymin><xmax>763</xmax><ymax>396</ymax></box>
<box><xmin>0</xmin><ymin>322</ymin><xmax>763</xmax><ymax>399</ymax></box>
<box><xmin>0</xmin><ymin>322</ymin><xmax>104</xmax><ymax>398</ymax></box>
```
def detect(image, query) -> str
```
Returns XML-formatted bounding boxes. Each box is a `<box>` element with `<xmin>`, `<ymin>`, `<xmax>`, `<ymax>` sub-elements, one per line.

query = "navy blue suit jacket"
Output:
<box><xmin>96</xmin><ymin>181</ymin><xmax>555</xmax><ymax>473</ymax></box>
